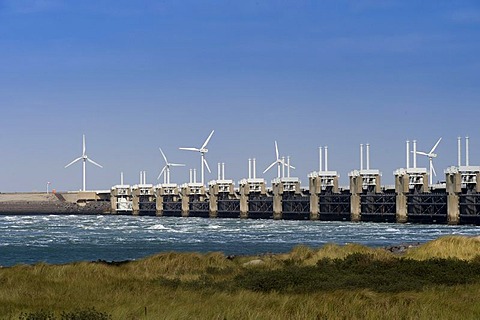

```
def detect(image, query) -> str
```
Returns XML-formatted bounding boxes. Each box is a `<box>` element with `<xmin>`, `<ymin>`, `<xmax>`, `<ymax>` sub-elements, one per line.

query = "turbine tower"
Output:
<box><xmin>158</xmin><ymin>148</ymin><xmax>185</xmax><ymax>184</ymax></box>
<box><xmin>263</xmin><ymin>141</ymin><xmax>295</xmax><ymax>178</ymax></box>
<box><xmin>416</xmin><ymin>137</ymin><xmax>442</xmax><ymax>185</ymax></box>
<box><xmin>179</xmin><ymin>130</ymin><xmax>214</xmax><ymax>185</ymax></box>
<box><xmin>65</xmin><ymin>134</ymin><xmax>103</xmax><ymax>191</ymax></box>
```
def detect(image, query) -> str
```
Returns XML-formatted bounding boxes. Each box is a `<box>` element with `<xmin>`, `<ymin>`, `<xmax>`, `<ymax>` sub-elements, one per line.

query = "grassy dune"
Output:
<box><xmin>2</xmin><ymin>236</ymin><xmax>480</xmax><ymax>319</ymax></box>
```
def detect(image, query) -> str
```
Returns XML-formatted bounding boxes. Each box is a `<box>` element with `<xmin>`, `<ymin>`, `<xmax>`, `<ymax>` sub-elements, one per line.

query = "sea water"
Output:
<box><xmin>0</xmin><ymin>215</ymin><xmax>479</xmax><ymax>267</ymax></box>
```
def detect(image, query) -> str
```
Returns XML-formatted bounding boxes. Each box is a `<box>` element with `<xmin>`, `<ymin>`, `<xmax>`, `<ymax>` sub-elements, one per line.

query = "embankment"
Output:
<box><xmin>0</xmin><ymin>193</ymin><xmax>110</xmax><ymax>214</ymax></box>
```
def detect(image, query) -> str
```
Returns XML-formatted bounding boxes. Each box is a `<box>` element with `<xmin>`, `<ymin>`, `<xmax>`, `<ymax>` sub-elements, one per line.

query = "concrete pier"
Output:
<box><xmin>272</xmin><ymin>180</ymin><xmax>282</xmax><ymax>220</ymax></box>
<box><xmin>394</xmin><ymin>171</ymin><xmax>409</xmax><ymax>223</ymax></box>
<box><xmin>349</xmin><ymin>169</ymin><xmax>382</xmax><ymax>222</ymax></box>
<box><xmin>110</xmin><ymin>184</ymin><xmax>132</xmax><ymax>214</ymax></box>
<box><xmin>444</xmin><ymin>165</ymin><xmax>480</xmax><ymax>225</ymax></box>
<box><xmin>155</xmin><ymin>184</ymin><xmax>180</xmax><ymax>216</ymax></box>
<box><xmin>208</xmin><ymin>180</ymin><xmax>235</xmax><ymax>218</ymax></box>
<box><xmin>309</xmin><ymin>176</ymin><xmax>320</xmax><ymax>220</ymax></box>
<box><xmin>180</xmin><ymin>183</ymin><xmax>208</xmax><ymax>217</ymax></box>
<box><xmin>238</xmin><ymin>178</ymin><xmax>266</xmax><ymax>219</ymax></box>
<box><xmin>271</xmin><ymin>177</ymin><xmax>302</xmax><ymax>220</ymax></box>
<box><xmin>394</xmin><ymin>168</ymin><xmax>428</xmax><ymax>223</ymax></box>
<box><xmin>349</xmin><ymin>173</ymin><xmax>362</xmax><ymax>222</ymax></box>
<box><xmin>446</xmin><ymin>170</ymin><xmax>460</xmax><ymax>225</ymax></box>
<box><xmin>131</xmin><ymin>184</ymin><xmax>155</xmax><ymax>216</ymax></box>
<box><xmin>308</xmin><ymin>171</ymin><xmax>340</xmax><ymax>220</ymax></box>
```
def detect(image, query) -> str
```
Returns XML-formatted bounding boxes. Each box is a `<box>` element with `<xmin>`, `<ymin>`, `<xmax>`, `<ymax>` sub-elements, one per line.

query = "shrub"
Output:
<box><xmin>18</xmin><ymin>308</ymin><xmax>112</xmax><ymax>320</ymax></box>
<box><xmin>19</xmin><ymin>310</ymin><xmax>55</xmax><ymax>320</ymax></box>
<box><xmin>60</xmin><ymin>308</ymin><xmax>112</xmax><ymax>320</ymax></box>
<box><xmin>235</xmin><ymin>253</ymin><xmax>480</xmax><ymax>294</ymax></box>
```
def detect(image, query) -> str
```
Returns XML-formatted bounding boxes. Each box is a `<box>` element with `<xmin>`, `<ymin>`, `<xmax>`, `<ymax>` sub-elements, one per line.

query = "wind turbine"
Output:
<box><xmin>65</xmin><ymin>134</ymin><xmax>103</xmax><ymax>191</ymax></box>
<box><xmin>158</xmin><ymin>148</ymin><xmax>185</xmax><ymax>184</ymax></box>
<box><xmin>416</xmin><ymin>137</ymin><xmax>442</xmax><ymax>185</ymax></box>
<box><xmin>179</xmin><ymin>130</ymin><xmax>214</xmax><ymax>185</ymax></box>
<box><xmin>263</xmin><ymin>141</ymin><xmax>295</xmax><ymax>178</ymax></box>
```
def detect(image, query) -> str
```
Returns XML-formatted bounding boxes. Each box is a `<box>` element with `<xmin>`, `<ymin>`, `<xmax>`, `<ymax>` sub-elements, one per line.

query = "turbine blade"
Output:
<box><xmin>203</xmin><ymin>158</ymin><xmax>211</xmax><ymax>173</ymax></box>
<box><xmin>201</xmin><ymin>130</ymin><xmax>215</xmax><ymax>150</ymax></box>
<box><xmin>416</xmin><ymin>151</ymin><xmax>429</xmax><ymax>157</ymax></box>
<box><xmin>157</xmin><ymin>166</ymin><xmax>167</xmax><ymax>180</ymax></box>
<box><xmin>179</xmin><ymin>147</ymin><xmax>200</xmax><ymax>152</ymax></box>
<box><xmin>159</xmin><ymin>148</ymin><xmax>168</xmax><ymax>164</ymax></box>
<box><xmin>170</xmin><ymin>163</ymin><xmax>185</xmax><ymax>167</ymax></box>
<box><xmin>64</xmin><ymin>157</ymin><xmax>82</xmax><ymax>168</ymax></box>
<box><xmin>430</xmin><ymin>137</ymin><xmax>442</xmax><ymax>154</ymax></box>
<box><xmin>82</xmin><ymin>134</ymin><xmax>86</xmax><ymax>156</ymax></box>
<box><xmin>87</xmin><ymin>158</ymin><xmax>103</xmax><ymax>168</ymax></box>
<box><xmin>280</xmin><ymin>159</ymin><xmax>296</xmax><ymax>170</ymax></box>
<box><xmin>275</xmin><ymin>141</ymin><xmax>279</xmax><ymax>160</ymax></box>
<box><xmin>263</xmin><ymin>161</ymin><xmax>277</xmax><ymax>174</ymax></box>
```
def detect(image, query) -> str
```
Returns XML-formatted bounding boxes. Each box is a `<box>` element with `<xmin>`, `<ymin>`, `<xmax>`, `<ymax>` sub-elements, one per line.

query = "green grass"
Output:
<box><xmin>2</xmin><ymin>236</ymin><xmax>480</xmax><ymax>319</ymax></box>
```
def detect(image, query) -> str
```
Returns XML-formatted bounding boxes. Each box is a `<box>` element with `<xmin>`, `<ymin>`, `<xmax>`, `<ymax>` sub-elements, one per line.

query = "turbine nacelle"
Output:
<box><xmin>416</xmin><ymin>151</ymin><xmax>437</xmax><ymax>158</ymax></box>
<box><xmin>415</xmin><ymin>137</ymin><xmax>442</xmax><ymax>184</ymax></box>
<box><xmin>263</xmin><ymin>141</ymin><xmax>295</xmax><ymax>178</ymax></box>
<box><xmin>157</xmin><ymin>148</ymin><xmax>185</xmax><ymax>183</ymax></box>
<box><xmin>65</xmin><ymin>134</ymin><xmax>103</xmax><ymax>191</ymax></box>
<box><xmin>179</xmin><ymin>130</ymin><xmax>215</xmax><ymax>185</ymax></box>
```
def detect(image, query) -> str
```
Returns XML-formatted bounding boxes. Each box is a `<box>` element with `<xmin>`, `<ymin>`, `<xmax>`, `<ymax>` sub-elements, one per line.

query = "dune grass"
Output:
<box><xmin>405</xmin><ymin>235</ymin><xmax>480</xmax><ymax>260</ymax></box>
<box><xmin>2</xmin><ymin>236</ymin><xmax>480</xmax><ymax>319</ymax></box>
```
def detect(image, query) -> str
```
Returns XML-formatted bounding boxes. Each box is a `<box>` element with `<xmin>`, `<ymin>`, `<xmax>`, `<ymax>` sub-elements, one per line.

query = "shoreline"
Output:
<box><xmin>0</xmin><ymin>240</ymin><xmax>427</xmax><ymax>269</ymax></box>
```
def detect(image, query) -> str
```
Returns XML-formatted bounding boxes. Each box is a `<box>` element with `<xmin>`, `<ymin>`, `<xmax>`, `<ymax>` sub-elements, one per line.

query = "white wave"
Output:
<box><xmin>385</xmin><ymin>228</ymin><xmax>400</xmax><ymax>232</ymax></box>
<box><xmin>2</xmin><ymin>216</ymin><xmax>21</xmax><ymax>221</ymax></box>
<box><xmin>115</xmin><ymin>225</ymin><xmax>138</xmax><ymax>230</ymax></box>
<box><xmin>147</xmin><ymin>224</ymin><xmax>169</xmax><ymax>230</ymax></box>
<box><xmin>80</xmin><ymin>226</ymin><xmax>97</xmax><ymax>230</ymax></box>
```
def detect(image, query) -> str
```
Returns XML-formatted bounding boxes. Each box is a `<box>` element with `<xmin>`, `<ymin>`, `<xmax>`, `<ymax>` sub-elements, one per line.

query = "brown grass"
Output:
<box><xmin>2</xmin><ymin>236</ymin><xmax>480</xmax><ymax>319</ymax></box>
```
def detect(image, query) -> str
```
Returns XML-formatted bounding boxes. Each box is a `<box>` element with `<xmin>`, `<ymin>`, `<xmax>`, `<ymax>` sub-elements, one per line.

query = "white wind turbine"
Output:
<box><xmin>416</xmin><ymin>137</ymin><xmax>442</xmax><ymax>185</ymax></box>
<box><xmin>263</xmin><ymin>141</ymin><xmax>295</xmax><ymax>178</ymax></box>
<box><xmin>179</xmin><ymin>130</ymin><xmax>214</xmax><ymax>185</ymax></box>
<box><xmin>158</xmin><ymin>148</ymin><xmax>185</xmax><ymax>184</ymax></box>
<box><xmin>64</xmin><ymin>134</ymin><xmax>103</xmax><ymax>191</ymax></box>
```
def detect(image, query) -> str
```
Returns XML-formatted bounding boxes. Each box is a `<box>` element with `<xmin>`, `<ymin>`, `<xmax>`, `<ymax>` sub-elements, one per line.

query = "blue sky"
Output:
<box><xmin>0</xmin><ymin>0</ymin><xmax>479</xmax><ymax>191</ymax></box>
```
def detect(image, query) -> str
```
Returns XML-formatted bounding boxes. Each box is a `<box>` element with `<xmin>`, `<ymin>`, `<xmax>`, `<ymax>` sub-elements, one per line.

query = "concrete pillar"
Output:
<box><xmin>396</xmin><ymin>193</ymin><xmax>407</xmax><ymax>223</ymax></box>
<box><xmin>350</xmin><ymin>175</ymin><xmax>361</xmax><ymax>222</ymax></box>
<box><xmin>272</xmin><ymin>182</ymin><xmax>282</xmax><ymax>220</ymax></box>
<box><xmin>350</xmin><ymin>194</ymin><xmax>361</xmax><ymax>222</ymax></box>
<box><xmin>309</xmin><ymin>176</ymin><xmax>319</xmax><ymax>220</ymax></box>
<box><xmin>132</xmin><ymin>189</ymin><xmax>140</xmax><ymax>216</ymax></box>
<box><xmin>476</xmin><ymin>173</ymin><xmax>480</xmax><ymax>193</ymax></box>
<box><xmin>155</xmin><ymin>188</ymin><xmax>164</xmax><ymax>217</ymax></box>
<box><xmin>209</xmin><ymin>185</ymin><xmax>218</xmax><ymax>218</ymax></box>
<box><xmin>395</xmin><ymin>173</ymin><xmax>409</xmax><ymax>223</ymax></box>
<box><xmin>446</xmin><ymin>172</ymin><xmax>461</xmax><ymax>225</ymax></box>
<box><xmin>239</xmin><ymin>183</ymin><xmax>249</xmax><ymax>219</ymax></box>
<box><xmin>374</xmin><ymin>176</ymin><xmax>382</xmax><ymax>193</ymax></box>
<box><xmin>181</xmin><ymin>186</ymin><xmax>190</xmax><ymax>217</ymax></box>
<box><xmin>332</xmin><ymin>176</ymin><xmax>340</xmax><ymax>194</ymax></box>
<box><xmin>447</xmin><ymin>194</ymin><xmax>459</xmax><ymax>225</ymax></box>
<box><xmin>110</xmin><ymin>189</ymin><xmax>117</xmax><ymax>214</ymax></box>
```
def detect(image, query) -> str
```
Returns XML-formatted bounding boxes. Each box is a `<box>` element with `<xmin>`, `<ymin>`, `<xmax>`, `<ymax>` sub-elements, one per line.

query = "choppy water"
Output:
<box><xmin>0</xmin><ymin>215</ymin><xmax>479</xmax><ymax>267</ymax></box>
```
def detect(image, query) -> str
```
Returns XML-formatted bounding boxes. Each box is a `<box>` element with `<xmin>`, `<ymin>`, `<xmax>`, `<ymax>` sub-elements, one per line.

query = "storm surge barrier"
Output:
<box><xmin>109</xmin><ymin>168</ymin><xmax>480</xmax><ymax>225</ymax></box>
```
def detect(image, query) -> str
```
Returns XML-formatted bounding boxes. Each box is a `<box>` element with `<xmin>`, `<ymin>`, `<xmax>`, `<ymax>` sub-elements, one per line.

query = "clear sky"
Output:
<box><xmin>1</xmin><ymin>0</ymin><xmax>479</xmax><ymax>192</ymax></box>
